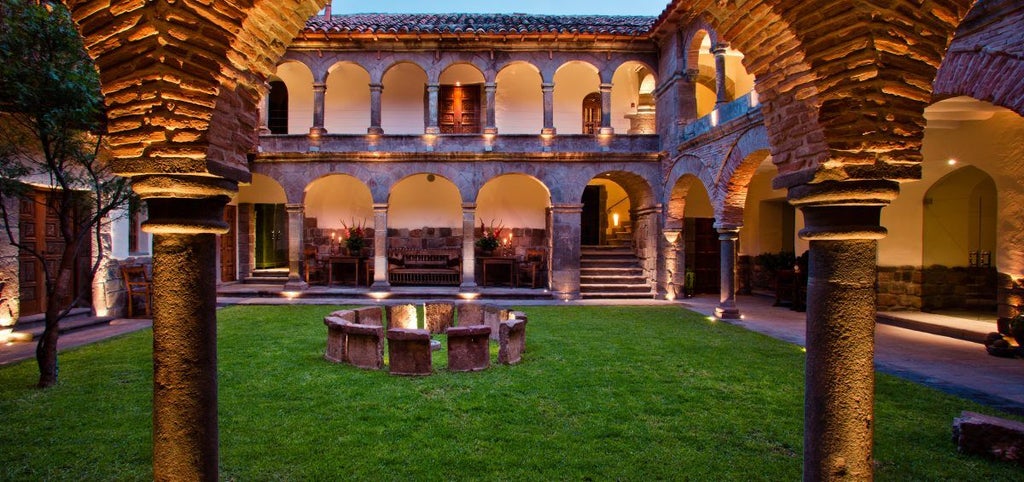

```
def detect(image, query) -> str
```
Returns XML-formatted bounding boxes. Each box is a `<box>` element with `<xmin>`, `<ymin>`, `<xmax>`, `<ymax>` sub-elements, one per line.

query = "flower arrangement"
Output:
<box><xmin>341</xmin><ymin>218</ymin><xmax>368</xmax><ymax>253</ymax></box>
<box><xmin>476</xmin><ymin>220</ymin><xmax>503</xmax><ymax>252</ymax></box>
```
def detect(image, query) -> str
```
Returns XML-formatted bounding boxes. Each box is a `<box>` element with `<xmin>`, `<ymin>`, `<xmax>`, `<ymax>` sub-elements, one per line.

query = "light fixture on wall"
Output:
<box><xmin>947</xmin><ymin>158</ymin><xmax>957</xmax><ymax>166</ymax></box>
<box><xmin>427</xmin><ymin>174</ymin><xmax>436</xmax><ymax>182</ymax></box>
<box><xmin>613</xmin><ymin>213</ymin><xmax>620</xmax><ymax>227</ymax></box>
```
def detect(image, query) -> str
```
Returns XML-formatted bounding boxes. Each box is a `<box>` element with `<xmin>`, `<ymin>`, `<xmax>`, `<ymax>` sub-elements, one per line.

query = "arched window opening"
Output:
<box><xmin>268</xmin><ymin>80</ymin><xmax>288</xmax><ymax>135</ymax></box>
<box><xmin>582</xmin><ymin>92</ymin><xmax>601</xmax><ymax>135</ymax></box>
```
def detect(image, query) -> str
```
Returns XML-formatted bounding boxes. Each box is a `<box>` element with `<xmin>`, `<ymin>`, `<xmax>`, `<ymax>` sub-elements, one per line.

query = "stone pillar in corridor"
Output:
<box><xmin>599</xmin><ymin>82</ymin><xmax>614</xmax><ymax>135</ymax></box>
<box><xmin>284</xmin><ymin>203</ymin><xmax>307</xmax><ymax>289</ymax></box>
<box><xmin>368</xmin><ymin>83</ymin><xmax>384</xmax><ymax>135</ymax></box>
<box><xmin>483</xmin><ymin>82</ymin><xmax>498</xmax><ymax>135</ymax></box>
<box><xmin>136</xmin><ymin>175</ymin><xmax>235</xmax><ymax>482</ymax></box>
<box><xmin>633</xmin><ymin>205</ymin><xmax>662</xmax><ymax>293</ymax></box>
<box><xmin>541</xmin><ymin>82</ymin><xmax>556</xmax><ymax>136</ymax></box>
<box><xmin>550</xmin><ymin>203</ymin><xmax>583</xmax><ymax>300</ymax></box>
<box><xmin>790</xmin><ymin>180</ymin><xmax>896</xmax><ymax>481</ymax></box>
<box><xmin>679</xmin><ymin>68</ymin><xmax>700</xmax><ymax>121</ymax></box>
<box><xmin>310</xmin><ymin>82</ymin><xmax>327</xmax><ymax>136</ymax></box>
<box><xmin>258</xmin><ymin>85</ymin><xmax>271</xmax><ymax>135</ymax></box>
<box><xmin>713</xmin><ymin>43</ymin><xmax>730</xmax><ymax>105</ymax></box>
<box><xmin>425</xmin><ymin>83</ymin><xmax>440</xmax><ymax>135</ymax></box>
<box><xmin>714</xmin><ymin>224</ymin><xmax>740</xmax><ymax>319</ymax></box>
<box><xmin>371</xmin><ymin>203</ymin><xmax>390</xmax><ymax>289</ymax></box>
<box><xmin>660</xmin><ymin>228</ymin><xmax>683</xmax><ymax>300</ymax></box>
<box><xmin>237</xmin><ymin>203</ymin><xmax>254</xmax><ymax>279</ymax></box>
<box><xmin>461</xmin><ymin>203</ymin><xmax>478</xmax><ymax>289</ymax></box>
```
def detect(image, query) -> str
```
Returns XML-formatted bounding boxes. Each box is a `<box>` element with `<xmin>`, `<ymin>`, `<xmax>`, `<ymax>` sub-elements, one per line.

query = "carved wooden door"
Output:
<box><xmin>439</xmin><ymin>84</ymin><xmax>481</xmax><ymax>134</ymax></box>
<box><xmin>582</xmin><ymin>92</ymin><xmax>601</xmax><ymax>135</ymax></box>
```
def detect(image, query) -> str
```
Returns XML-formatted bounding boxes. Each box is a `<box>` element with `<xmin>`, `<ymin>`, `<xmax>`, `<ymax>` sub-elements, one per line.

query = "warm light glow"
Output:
<box><xmin>710</xmin><ymin>110</ymin><xmax>719</xmax><ymax>127</ymax></box>
<box><xmin>947</xmin><ymin>158</ymin><xmax>957</xmax><ymax>166</ymax></box>
<box><xmin>665</xmin><ymin>292</ymin><xmax>676</xmax><ymax>301</ymax></box>
<box><xmin>459</xmin><ymin>292</ymin><xmax>480</xmax><ymax>300</ymax></box>
<box><xmin>612</xmin><ymin>213</ymin><xmax>620</xmax><ymax>227</ymax></box>
<box><xmin>0</xmin><ymin>328</ymin><xmax>11</xmax><ymax>344</ymax></box>
<box><xmin>369</xmin><ymin>291</ymin><xmax>391</xmax><ymax>300</ymax></box>
<box><xmin>540</xmin><ymin>133</ymin><xmax>554</xmax><ymax>140</ymax></box>
<box><xmin>750</xmin><ymin>90</ymin><xmax>759</xmax><ymax>107</ymax></box>
<box><xmin>95</xmin><ymin>307</ymin><xmax>109</xmax><ymax>317</ymax></box>
<box><xmin>282</xmin><ymin>291</ymin><xmax>301</xmax><ymax>300</ymax></box>
<box><xmin>663</xmin><ymin>230</ymin><xmax>680</xmax><ymax>244</ymax></box>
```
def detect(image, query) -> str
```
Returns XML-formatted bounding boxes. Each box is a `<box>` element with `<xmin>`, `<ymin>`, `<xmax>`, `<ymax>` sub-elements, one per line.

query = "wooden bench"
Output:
<box><xmin>387</xmin><ymin>249</ymin><xmax>461</xmax><ymax>286</ymax></box>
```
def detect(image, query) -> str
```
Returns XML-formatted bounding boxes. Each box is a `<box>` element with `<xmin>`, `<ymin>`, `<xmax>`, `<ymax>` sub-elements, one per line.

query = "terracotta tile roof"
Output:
<box><xmin>305</xmin><ymin>13</ymin><xmax>656</xmax><ymax>37</ymax></box>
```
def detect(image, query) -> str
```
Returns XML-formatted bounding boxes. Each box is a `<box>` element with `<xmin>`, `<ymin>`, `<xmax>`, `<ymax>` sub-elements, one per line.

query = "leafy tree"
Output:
<box><xmin>0</xmin><ymin>0</ymin><xmax>131</xmax><ymax>388</ymax></box>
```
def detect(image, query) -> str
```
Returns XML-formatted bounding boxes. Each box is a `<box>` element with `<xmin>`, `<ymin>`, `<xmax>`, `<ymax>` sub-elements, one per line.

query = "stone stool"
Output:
<box><xmin>425</xmin><ymin>302</ymin><xmax>454</xmax><ymax>334</ymax></box>
<box><xmin>354</xmin><ymin>306</ymin><xmax>384</xmax><ymax>327</ymax></box>
<box><xmin>499</xmin><ymin>317</ymin><xmax>527</xmax><ymax>365</ymax></box>
<box><xmin>447</xmin><ymin>325</ymin><xmax>491</xmax><ymax>372</ymax></box>
<box><xmin>341</xmin><ymin>323</ymin><xmax>384</xmax><ymax>370</ymax></box>
<box><xmin>387</xmin><ymin>304</ymin><xmax>418</xmax><ymax>329</ymax></box>
<box><xmin>323</xmin><ymin>310</ymin><xmax>356</xmax><ymax>363</ymax></box>
<box><xmin>387</xmin><ymin>328</ymin><xmax>432</xmax><ymax>376</ymax></box>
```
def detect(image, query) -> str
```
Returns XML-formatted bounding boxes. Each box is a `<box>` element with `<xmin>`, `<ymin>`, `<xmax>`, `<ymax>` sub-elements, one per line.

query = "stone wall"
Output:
<box><xmin>876</xmin><ymin>265</ymin><xmax>998</xmax><ymax>312</ymax></box>
<box><xmin>0</xmin><ymin>196</ymin><xmax>19</xmax><ymax>331</ymax></box>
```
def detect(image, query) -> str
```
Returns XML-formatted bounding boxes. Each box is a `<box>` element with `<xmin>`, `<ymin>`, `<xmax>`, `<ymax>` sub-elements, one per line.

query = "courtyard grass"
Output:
<box><xmin>0</xmin><ymin>304</ymin><xmax>1020</xmax><ymax>480</ymax></box>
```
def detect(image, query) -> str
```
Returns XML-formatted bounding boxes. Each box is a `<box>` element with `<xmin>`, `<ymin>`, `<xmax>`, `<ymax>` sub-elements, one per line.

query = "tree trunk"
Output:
<box><xmin>36</xmin><ymin>255</ymin><xmax>75</xmax><ymax>388</ymax></box>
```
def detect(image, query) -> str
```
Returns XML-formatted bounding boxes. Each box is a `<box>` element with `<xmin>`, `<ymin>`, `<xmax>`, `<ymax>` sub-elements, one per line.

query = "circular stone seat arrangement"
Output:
<box><xmin>323</xmin><ymin>302</ymin><xmax>527</xmax><ymax>376</ymax></box>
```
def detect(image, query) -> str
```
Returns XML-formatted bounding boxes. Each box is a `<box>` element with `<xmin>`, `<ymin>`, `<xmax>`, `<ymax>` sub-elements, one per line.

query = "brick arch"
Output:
<box><xmin>713</xmin><ymin>125</ymin><xmax>772</xmax><ymax>225</ymax></box>
<box><xmin>439</xmin><ymin>62</ymin><xmax>487</xmax><ymax>84</ymax></box>
<box><xmin>67</xmin><ymin>0</ymin><xmax>328</xmax><ymax>182</ymax></box>
<box><xmin>933</xmin><ymin>0</ymin><xmax>1024</xmax><ymax>117</ymax></box>
<box><xmin>381</xmin><ymin>60</ymin><xmax>429</xmax><ymax>82</ymax></box>
<box><xmin>477</xmin><ymin>173</ymin><xmax>552</xmax><ymax>203</ymax></box>
<box><xmin>610</xmin><ymin>60</ymin><xmax>659</xmax><ymax>84</ymax></box>
<box><xmin>665</xmin><ymin>172</ymin><xmax>711</xmax><ymax>231</ymax></box>
<box><xmin>680</xmin><ymin>22</ymin><xmax>717</xmax><ymax>71</ymax></box>
<box><xmin>655</xmin><ymin>0</ymin><xmax>974</xmax><ymax>192</ymax></box>
<box><xmin>326</xmin><ymin>60</ymin><xmax>371</xmax><ymax>80</ymax></box>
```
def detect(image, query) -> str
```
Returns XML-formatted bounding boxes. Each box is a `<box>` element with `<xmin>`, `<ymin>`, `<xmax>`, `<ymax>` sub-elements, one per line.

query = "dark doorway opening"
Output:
<box><xmin>581</xmin><ymin>185</ymin><xmax>605</xmax><ymax>245</ymax></box>
<box><xmin>254</xmin><ymin>203</ymin><xmax>287</xmax><ymax>269</ymax></box>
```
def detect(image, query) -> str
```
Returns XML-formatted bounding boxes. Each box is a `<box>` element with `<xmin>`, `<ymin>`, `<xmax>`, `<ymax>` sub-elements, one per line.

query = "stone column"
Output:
<box><xmin>136</xmin><ymin>175</ymin><xmax>236</xmax><ymax>482</ymax></box>
<box><xmin>284</xmin><ymin>203</ymin><xmax>306</xmax><ymax>289</ymax></box>
<box><xmin>714</xmin><ymin>224</ymin><xmax>741</xmax><ymax>319</ymax></box>
<box><xmin>371</xmin><ymin>203</ymin><xmax>390</xmax><ymax>288</ymax></box>
<box><xmin>461</xmin><ymin>203</ymin><xmax>478</xmax><ymax>289</ymax></box>
<box><xmin>679</xmin><ymin>68</ymin><xmax>700</xmax><ymax>122</ymax></box>
<box><xmin>310</xmin><ymin>82</ymin><xmax>327</xmax><ymax>136</ymax></box>
<box><xmin>550</xmin><ymin>203</ymin><xmax>583</xmax><ymax>300</ymax></box>
<box><xmin>661</xmin><ymin>229</ymin><xmax>683</xmax><ymax>300</ymax></box>
<box><xmin>258</xmin><ymin>86</ymin><xmax>271</xmax><ymax>135</ymax></box>
<box><xmin>541</xmin><ymin>82</ymin><xmax>556</xmax><ymax>136</ymax></box>
<box><xmin>713</xmin><ymin>43</ymin><xmax>730</xmax><ymax>105</ymax></box>
<box><xmin>599</xmin><ymin>82</ymin><xmax>614</xmax><ymax>135</ymax></box>
<box><xmin>483</xmin><ymin>82</ymin><xmax>497</xmax><ymax>135</ymax></box>
<box><xmin>368</xmin><ymin>83</ymin><xmax>384</xmax><ymax>135</ymax></box>
<box><xmin>790</xmin><ymin>180</ymin><xmax>897</xmax><ymax>482</ymax></box>
<box><xmin>425</xmin><ymin>83</ymin><xmax>440</xmax><ymax>135</ymax></box>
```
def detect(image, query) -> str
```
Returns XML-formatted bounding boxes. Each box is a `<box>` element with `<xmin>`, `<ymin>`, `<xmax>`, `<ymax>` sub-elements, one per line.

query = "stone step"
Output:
<box><xmin>581</xmin><ymin>260</ymin><xmax>640</xmax><ymax>269</ymax></box>
<box><xmin>9</xmin><ymin>309</ymin><xmax>118</xmax><ymax>343</ymax></box>
<box><xmin>580</xmin><ymin>291</ymin><xmax>655</xmax><ymax>299</ymax></box>
<box><xmin>580</xmin><ymin>268</ymin><xmax>645</xmax><ymax>277</ymax></box>
<box><xmin>581</xmin><ymin>275</ymin><xmax>648</xmax><ymax>284</ymax></box>
<box><xmin>243</xmin><ymin>276</ymin><xmax>288</xmax><ymax>284</ymax></box>
<box><xmin>579</xmin><ymin>283</ymin><xmax>653</xmax><ymax>293</ymax></box>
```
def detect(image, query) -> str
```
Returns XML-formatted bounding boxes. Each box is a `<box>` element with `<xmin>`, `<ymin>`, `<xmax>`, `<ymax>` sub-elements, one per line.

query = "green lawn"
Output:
<box><xmin>0</xmin><ymin>305</ymin><xmax>1019</xmax><ymax>480</ymax></box>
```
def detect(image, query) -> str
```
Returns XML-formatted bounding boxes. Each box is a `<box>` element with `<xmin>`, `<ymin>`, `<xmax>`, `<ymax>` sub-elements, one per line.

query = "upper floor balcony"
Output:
<box><xmin>257</xmin><ymin>133</ymin><xmax>660</xmax><ymax>155</ymax></box>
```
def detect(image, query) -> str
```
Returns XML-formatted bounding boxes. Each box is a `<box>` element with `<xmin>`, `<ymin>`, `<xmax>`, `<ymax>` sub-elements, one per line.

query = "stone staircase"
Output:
<box><xmin>607</xmin><ymin>222</ymin><xmax>633</xmax><ymax>246</ymax></box>
<box><xmin>579</xmin><ymin>245</ymin><xmax>653</xmax><ymax>299</ymax></box>
<box><xmin>243</xmin><ymin>267</ymin><xmax>289</xmax><ymax>284</ymax></box>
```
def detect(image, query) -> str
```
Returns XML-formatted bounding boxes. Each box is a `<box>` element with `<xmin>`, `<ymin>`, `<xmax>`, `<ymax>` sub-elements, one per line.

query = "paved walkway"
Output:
<box><xmin>3</xmin><ymin>293</ymin><xmax>1022</xmax><ymax>416</ymax></box>
<box><xmin>681</xmin><ymin>294</ymin><xmax>1024</xmax><ymax>415</ymax></box>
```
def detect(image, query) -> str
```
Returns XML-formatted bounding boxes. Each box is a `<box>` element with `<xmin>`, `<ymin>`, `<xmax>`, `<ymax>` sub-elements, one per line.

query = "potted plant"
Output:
<box><xmin>341</xmin><ymin>219</ymin><xmax>367</xmax><ymax>256</ymax></box>
<box><xmin>476</xmin><ymin>220</ymin><xmax>502</xmax><ymax>255</ymax></box>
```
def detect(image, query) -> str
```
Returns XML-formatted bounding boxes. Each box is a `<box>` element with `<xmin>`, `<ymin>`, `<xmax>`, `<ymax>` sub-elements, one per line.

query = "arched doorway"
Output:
<box><xmin>439</xmin><ymin>64</ymin><xmax>485</xmax><ymax>134</ymax></box>
<box><xmin>304</xmin><ymin>175</ymin><xmax>374</xmax><ymax>285</ymax></box>
<box><xmin>667</xmin><ymin>174</ymin><xmax>717</xmax><ymax>294</ymax></box>
<box><xmin>267</xmin><ymin>79</ymin><xmax>288</xmax><ymax>134</ymax></box>
<box><xmin>582</xmin><ymin>92</ymin><xmax>601</xmax><ymax>135</ymax></box>
<box><xmin>236</xmin><ymin>174</ymin><xmax>288</xmax><ymax>273</ymax></box>
<box><xmin>476</xmin><ymin>174</ymin><xmax>552</xmax><ymax>288</ymax></box>
<box><xmin>386</xmin><ymin>173</ymin><xmax>463</xmax><ymax>286</ymax></box>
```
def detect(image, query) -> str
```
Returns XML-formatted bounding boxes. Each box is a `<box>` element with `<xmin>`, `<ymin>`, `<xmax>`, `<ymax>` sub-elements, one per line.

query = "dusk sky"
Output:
<box><xmin>330</xmin><ymin>0</ymin><xmax>670</xmax><ymax>16</ymax></box>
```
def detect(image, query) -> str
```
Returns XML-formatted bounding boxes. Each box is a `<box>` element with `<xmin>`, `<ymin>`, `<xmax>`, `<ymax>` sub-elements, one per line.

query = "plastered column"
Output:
<box><xmin>483</xmin><ymin>82</ymin><xmax>497</xmax><ymax>135</ymax></box>
<box><xmin>550</xmin><ymin>203</ymin><xmax>583</xmax><ymax>300</ymax></box>
<box><xmin>715</xmin><ymin>224</ymin><xmax>741</xmax><ymax>319</ymax></box>
<box><xmin>791</xmin><ymin>180</ymin><xmax>897</xmax><ymax>482</ymax></box>
<box><xmin>541</xmin><ymin>82</ymin><xmax>556</xmax><ymax>136</ymax></box>
<box><xmin>284</xmin><ymin>203</ymin><xmax>306</xmax><ymax>289</ymax></box>
<box><xmin>310</xmin><ymin>82</ymin><xmax>327</xmax><ymax>136</ymax></box>
<box><xmin>368</xmin><ymin>83</ymin><xmax>383</xmax><ymax>135</ymax></box>
<box><xmin>713</xmin><ymin>43</ymin><xmax>730</xmax><ymax>105</ymax></box>
<box><xmin>425</xmin><ymin>83</ymin><xmax>440</xmax><ymax>135</ymax></box>
<box><xmin>136</xmin><ymin>175</ymin><xmax>235</xmax><ymax>482</ymax></box>
<box><xmin>371</xmin><ymin>203</ymin><xmax>390</xmax><ymax>288</ymax></box>
<box><xmin>599</xmin><ymin>82</ymin><xmax>614</xmax><ymax>135</ymax></box>
<box><xmin>461</xmin><ymin>203</ymin><xmax>478</xmax><ymax>289</ymax></box>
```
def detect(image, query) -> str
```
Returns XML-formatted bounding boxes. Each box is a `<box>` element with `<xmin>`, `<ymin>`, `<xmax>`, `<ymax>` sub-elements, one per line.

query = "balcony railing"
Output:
<box><xmin>681</xmin><ymin>91</ymin><xmax>762</xmax><ymax>141</ymax></box>
<box><xmin>258</xmin><ymin>133</ymin><xmax>660</xmax><ymax>154</ymax></box>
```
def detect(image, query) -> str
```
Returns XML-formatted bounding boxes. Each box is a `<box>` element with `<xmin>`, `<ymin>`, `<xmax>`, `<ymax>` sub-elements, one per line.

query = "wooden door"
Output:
<box><xmin>221</xmin><ymin>205</ymin><xmax>237</xmax><ymax>282</ymax></box>
<box><xmin>686</xmin><ymin>217</ymin><xmax>721</xmax><ymax>294</ymax></box>
<box><xmin>439</xmin><ymin>84</ymin><xmax>481</xmax><ymax>134</ymax></box>
<box><xmin>255</xmin><ymin>203</ymin><xmax>287</xmax><ymax>269</ymax></box>
<box><xmin>582</xmin><ymin>92</ymin><xmax>601</xmax><ymax>135</ymax></box>
<box><xmin>18</xmin><ymin>194</ymin><xmax>44</xmax><ymax>316</ymax></box>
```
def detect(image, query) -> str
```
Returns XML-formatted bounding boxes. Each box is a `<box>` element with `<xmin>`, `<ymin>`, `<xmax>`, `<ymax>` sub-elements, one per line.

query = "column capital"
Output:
<box><xmin>369</xmin><ymin>82</ymin><xmax>383</xmax><ymax>91</ymax></box>
<box><xmin>461</xmin><ymin>202</ymin><xmax>477</xmax><ymax>211</ymax></box>
<box><xmin>541</xmin><ymin>82</ymin><xmax>555</xmax><ymax>92</ymax></box>
<box><xmin>312</xmin><ymin>82</ymin><xmax>327</xmax><ymax>91</ymax></box>
<box><xmin>373</xmin><ymin>202</ymin><xmax>389</xmax><ymax>212</ymax></box>
<box><xmin>551</xmin><ymin>202</ymin><xmax>584</xmax><ymax>213</ymax></box>
<box><xmin>712</xmin><ymin>42</ymin><xmax>730</xmax><ymax>54</ymax></box>
<box><xmin>134</xmin><ymin>175</ymin><xmax>236</xmax><ymax>235</ymax></box>
<box><xmin>484</xmin><ymin>82</ymin><xmax>497</xmax><ymax>90</ymax></box>
<box><xmin>426</xmin><ymin>83</ymin><xmax>440</xmax><ymax>91</ymax></box>
<box><xmin>789</xmin><ymin>180</ymin><xmax>898</xmax><ymax>241</ymax></box>
<box><xmin>284</xmin><ymin>203</ymin><xmax>304</xmax><ymax>212</ymax></box>
<box><xmin>599</xmin><ymin>82</ymin><xmax>613</xmax><ymax>92</ymax></box>
<box><xmin>684</xmin><ymin>68</ymin><xmax>700</xmax><ymax>83</ymax></box>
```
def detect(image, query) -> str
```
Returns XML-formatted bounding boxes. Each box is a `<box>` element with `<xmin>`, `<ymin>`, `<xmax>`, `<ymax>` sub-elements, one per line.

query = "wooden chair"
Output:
<box><xmin>304</xmin><ymin>245</ymin><xmax>326</xmax><ymax>285</ymax></box>
<box><xmin>517</xmin><ymin>249</ymin><xmax>547</xmax><ymax>289</ymax></box>
<box><xmin>121</xmin><ymin>264</ymin><xmax>152</xmax><ymax>318</ymax></box>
